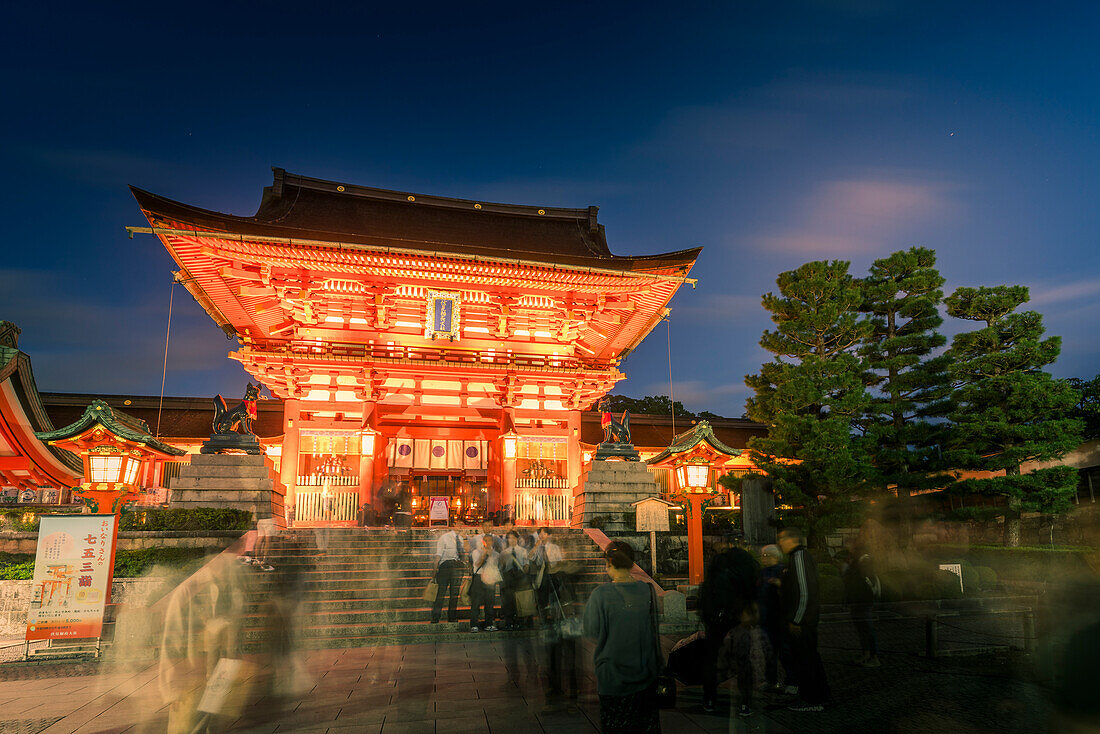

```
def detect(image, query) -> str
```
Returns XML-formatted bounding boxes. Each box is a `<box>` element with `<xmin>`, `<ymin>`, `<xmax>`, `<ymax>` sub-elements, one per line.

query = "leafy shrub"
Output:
<box><xmin>0</xmin><ymin>548</ymin><xmax>211</xmax><ymax>580</ymax></box>
<box><xmin>933</xmin><ymin>569</ymin><xmax>964</xmax><ymax>599</ymax></box>
<box><xmin>119</xmin><ymin>508</ymin><xmax>252</xmax><ymax>532</ymax></box>
<box><xmin>0</xmin><ymin>560</ymin><xmax>35</xmax><ymax>579</ymax></box>
<box><xmin>819</xmin><ymin>575</ymin><xmax>844</xmax><ymax>604</ymax></box>
<box><xmin>0</xmin><ymin>509</ymin><xmax>47</xmax><ymax>531</ymax></box>
<box><xmin>878</xmin><ymin>570</ymin><xmax>909</xmax><ymax>602</ymax></box>
<box><xmin>112</xmin><ymin>547</ymin><xmax>209</xmax><ymax>577</ymax></box>
<box><xmin>960</xmin><ymin>564</ymin><xmax>981</xmax><ymax>594</ymax></box>
<box><xmin>975</xmin><ymin>566</ymin><xmax>998</xmax><ymax>589</ymax></box>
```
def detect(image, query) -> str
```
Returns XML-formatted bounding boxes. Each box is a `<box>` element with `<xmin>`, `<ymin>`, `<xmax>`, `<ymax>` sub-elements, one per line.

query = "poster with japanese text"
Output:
<box><xmin>26</xmin><ymin>514</ymin><xmax>115</xmax><ymax>641</ymax></box>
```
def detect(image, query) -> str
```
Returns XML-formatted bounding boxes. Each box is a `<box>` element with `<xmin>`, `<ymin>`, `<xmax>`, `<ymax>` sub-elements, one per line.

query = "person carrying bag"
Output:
<box><xmin>430</xmin><ymin>527</ymin><xmax>465</xmax><ymax>624</ymax></box>
<box><xmin>469</xmin><ymin>535</ymin><xmax>501</xmax><ymax>632</ymax></box>
<box><xmin>582</xmin><ymin>540</ymin><xmax>664</xmax><ymax>734</ymax></box>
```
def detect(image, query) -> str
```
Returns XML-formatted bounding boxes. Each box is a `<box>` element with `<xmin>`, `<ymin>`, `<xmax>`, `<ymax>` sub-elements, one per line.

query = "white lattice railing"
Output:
<box><xmin>515</xmin><ymin>477</ymin><xmax>569</xmax><ymax>489</ymax></box>
<box><xmin>296</xmin><ymin>475</ymin><xmax>359</xmax><ymax>487</ymax></box>
<box><xmin>295</xmin><ymin>489</ymin><xmax>359</xmax><ymax>522</ymax></box>
<box><xmin>514</xmin><ymin>491</ymin><xmax>571</xmax><ymax>524</ymax></box>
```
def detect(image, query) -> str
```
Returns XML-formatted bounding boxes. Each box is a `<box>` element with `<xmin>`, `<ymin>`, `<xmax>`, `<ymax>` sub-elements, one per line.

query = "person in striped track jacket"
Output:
<box><xmin>778</xmin><ymin>526</ymin><xmax>832</xmax><ymax>712</ymax></box>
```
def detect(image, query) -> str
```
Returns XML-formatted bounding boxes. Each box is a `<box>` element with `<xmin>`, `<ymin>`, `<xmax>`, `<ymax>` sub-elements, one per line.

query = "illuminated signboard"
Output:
<box><xmin>425</xmin><ymin>290</ymin><xmax>461</xmax><ymax>340</ymax></box>
<box><xmin>26</xmin><ymin>514</ymin><xmax>116</xmax><ymax>641</ymax></box>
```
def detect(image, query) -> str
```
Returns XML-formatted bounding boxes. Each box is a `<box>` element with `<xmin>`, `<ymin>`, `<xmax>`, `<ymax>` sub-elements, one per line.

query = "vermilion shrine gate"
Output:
<box><xmin>131</xmin><ymin>169</ymin><xmax>700</xmax><ymax>526</ymax></box>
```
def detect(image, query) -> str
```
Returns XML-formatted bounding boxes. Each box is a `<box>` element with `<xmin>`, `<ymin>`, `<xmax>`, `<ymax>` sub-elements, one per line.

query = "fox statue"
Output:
<box><xmin>212</xmin><ymin>383</ymin><xmax>264</xmax><ymax>435</ymax></box>
<box><xmin>599</xmin><ymin>398</ymin><xmax>632</xmax><ymax>445</ymax></box>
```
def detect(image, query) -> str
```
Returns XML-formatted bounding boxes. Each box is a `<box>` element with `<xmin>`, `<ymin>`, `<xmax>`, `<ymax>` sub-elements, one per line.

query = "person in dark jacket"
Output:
<box><xmin>758</xmin><ymin>544</ymin><xmax>795</xmax><ymax>692</ymax></box>
<box><xmin>696</xmin><ymin>536</ymin><xmax>758</xmax><ymax>713</ymax></box>
<box><xmin>778</xmin><ymin>526</ymin><xmax>831</xmax><ymax>711</ymax></box>
<box><xmin>841</xmin><ymin>540</ymin><xmax>880</xmax><ymax>667</ymax></box>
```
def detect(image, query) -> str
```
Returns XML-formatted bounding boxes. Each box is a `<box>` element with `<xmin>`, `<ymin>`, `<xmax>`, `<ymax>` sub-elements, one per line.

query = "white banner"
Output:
<box><xmin>392</xmin><ymin>438</ymin><xmax>413</xmax><ymax>468</ymax></box>
<box><xmin>26</xmin><ymin>514</ymin><xmax>116</xmax><ymax>641</ymax></box>
<box><xmin>428</xmin><ymin>440</ymin><xmax>448</xmax><ymax>470</ymax></box>
<box><xmin>463</xmin><ymin>440</ymin><xmax>487</xmax><ymax>470</ymax></box>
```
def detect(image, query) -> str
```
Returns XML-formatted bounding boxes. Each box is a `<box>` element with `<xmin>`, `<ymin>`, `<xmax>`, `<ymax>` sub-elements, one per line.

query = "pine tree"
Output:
<box><xmin>1066</xmin><ymin>375</ymin><xmax>1100</xmax><ymax>439</ymax></box>
<box><xmin>745</xmin><ymin>260</ymin><xmax>872</xmax><ymax>545</ymax></box>
<box><xmin>859</xmin><ymin>247</ymin><xmax>953</xmax><ymax>501</ymax></box>
<box><xmin>945</xmin><ymin>286</ymin><xmax>1083</xmax><ymax>546</ymax></box>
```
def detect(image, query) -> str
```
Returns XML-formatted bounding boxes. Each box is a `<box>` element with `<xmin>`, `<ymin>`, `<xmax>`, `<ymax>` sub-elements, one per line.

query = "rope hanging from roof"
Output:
<box><xmin>155</xmin><ymin>277</ymin><xmax>177</xmax><ymax>438</ymax></box>
<box><xmin>667</xmin><ymin>314</ymin><xmax>675</xmax><ymax>444</ymax></box>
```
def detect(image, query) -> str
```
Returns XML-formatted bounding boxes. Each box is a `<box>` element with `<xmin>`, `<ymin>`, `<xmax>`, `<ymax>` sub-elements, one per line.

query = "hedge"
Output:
<box><xmin>0</xmin><ymin>547</ymin><xmax>210</xmax><ymax>580</ymax></box>
<box><xmin>119</xmin><ymin>508</ymin><xmax>252</xmax><ymax>532</ymax></box>
<box><xmin>935</xmin><ymin>545</ymin><xmax>1090</xmax><ymax>582</ymax></box>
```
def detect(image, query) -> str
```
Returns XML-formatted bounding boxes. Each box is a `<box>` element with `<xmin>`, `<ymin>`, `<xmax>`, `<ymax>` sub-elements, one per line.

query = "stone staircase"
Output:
<box><xmin>241</xmin><ymin>527</ymin><xmax>610</xmax><ymax>650</ymax></box>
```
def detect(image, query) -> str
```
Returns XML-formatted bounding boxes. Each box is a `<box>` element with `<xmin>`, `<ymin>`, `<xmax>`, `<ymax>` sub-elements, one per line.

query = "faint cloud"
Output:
<box><xmin>1029</xmin><ymin>278</ymin><xmax>1100</xmax><ymax>307</ymax></box>
<box><xmin>642</xmin><ymin>379</ymin><xmax>749</xmax><ymax>414</ymax></box>
<box><xmin>637</xmin><ymin>73</ymin><xmax>918</xmax><ymax>161</ymax></box>
<box><xmin>754</xmin><ymin>176</ymin><xmax>961</xmax><ymax>255</ymax></box>
<box><xmin>15</xmin><ymin>146</ymin><xmax>180</xmax><ymax>187</ymax></box>
<box><xmin>644</xmin><ymin>106</ymin><xmax>806</xmax><ymax>156</ymax></box>
<box><xmin>0</xmin><ymin>268</ymin><xmax>232</xmax><ymax>394</ymax></box>
<box><xmin>675</xmin><ymin>293</ymin><xmax>761</xmax><ymax>323</ymax></box>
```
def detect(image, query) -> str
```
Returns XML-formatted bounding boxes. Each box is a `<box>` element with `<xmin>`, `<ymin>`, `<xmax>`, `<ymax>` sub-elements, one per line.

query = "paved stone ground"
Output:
<box><xmin>0</xmin><ymin>634</ymin><xmax>1054</xmax><ymax>734</ymax></box>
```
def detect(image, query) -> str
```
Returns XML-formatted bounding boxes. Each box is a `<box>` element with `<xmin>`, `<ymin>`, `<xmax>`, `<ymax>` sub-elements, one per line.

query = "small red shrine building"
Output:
<box><xmin>131</xmin><ymin>169</ymin><xmax>701</xmax><ymax>525</ymax></box>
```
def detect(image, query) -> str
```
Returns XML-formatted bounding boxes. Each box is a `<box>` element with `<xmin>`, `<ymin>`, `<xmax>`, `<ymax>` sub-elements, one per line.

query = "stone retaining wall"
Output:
<box><xmin>0</xmin><ymin>530</ymin><xmax>244</xmax><ymax>555</ymax></box>
<box><xmin>602</xmin><ymin>532</ymin><xmax>732</xmax><ymax>577</ymax></box>
<box><xmin>0</xmin><ymin>577</ymin><xmax>166</xmax><ymax>639</ymax></box>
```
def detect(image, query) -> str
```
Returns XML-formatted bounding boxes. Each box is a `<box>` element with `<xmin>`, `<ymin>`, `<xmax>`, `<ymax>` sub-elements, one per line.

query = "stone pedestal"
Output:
<box><xmin>169</xmin><ymin>453</ymin><xmax>285</xmax><ymax>526</ymax></box>
<box><xmin>572</xmin><ymin>460</ymin><xmax>662</xmax><ymax>532</ymax></box>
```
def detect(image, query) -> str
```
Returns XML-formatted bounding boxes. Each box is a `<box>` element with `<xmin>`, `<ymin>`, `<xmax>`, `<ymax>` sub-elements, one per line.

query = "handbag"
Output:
<box><xmin>552</xmin><ymin>586</ymin><xmax>582</xmax><ymax>639</ymax></box>
<box><xmin>458</xmin><ymin>577</ymin><xmax>472</xmax><ymax>607</ymax></box>
<box><xmin>514</xmin><ymin>587</ymin><xmax>538</xmax><ymax>617</ymax></box>
<box><xmin>422</xmin><ymin>580</ymin><xmax>439</xmax><ymax>603</ymax></box>
<box><xmin>650</xmin><ymin>585</ymin><xmax>676</xmax><ymax>709</ymax></box>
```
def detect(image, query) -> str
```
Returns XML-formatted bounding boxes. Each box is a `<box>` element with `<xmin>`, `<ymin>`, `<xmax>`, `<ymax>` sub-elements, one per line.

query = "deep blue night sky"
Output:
<box><xmin>2</xmin><ymin>2</ymin><xmax>1097</xmax><ymax>416</ymax></box>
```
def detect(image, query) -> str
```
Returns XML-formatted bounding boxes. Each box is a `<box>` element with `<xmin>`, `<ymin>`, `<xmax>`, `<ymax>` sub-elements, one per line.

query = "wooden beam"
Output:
<box><xmin>130</xmin><ymin>226</ymin><xmax>698</xmax><ymax>285</ymax></box>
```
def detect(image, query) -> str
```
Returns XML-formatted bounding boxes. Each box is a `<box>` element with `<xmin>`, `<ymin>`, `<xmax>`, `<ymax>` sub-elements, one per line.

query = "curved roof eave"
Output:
<box><xmin>130</xmin><ymin>178</ymin><xmax>702</xmax><ymax>275</ymax></box>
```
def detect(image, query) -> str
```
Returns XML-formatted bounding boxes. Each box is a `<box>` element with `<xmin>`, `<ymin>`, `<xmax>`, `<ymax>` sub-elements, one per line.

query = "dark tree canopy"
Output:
<box><xmin>945</xmin><ymin>285</ymin><xmax>1083</xmax><ymax>546</ymax></box>
<box><xmin>598</xmin><ymin>394</ymin><xmax>700</xmax><ymax>418</ymax></box>
<box><xmin>745</xmin><ymin>260</ymin><xmax>872</xmax><ymax>545</ymax></box>
<box><xmin>1066</xmin><ymin>375</ymin><xmax>1100</xmax><ymax>439</ymax></box>
<box><xmin>858</xmin><ymin>247</ymin><xmax>953</xmax><ymax>499</ymax></box>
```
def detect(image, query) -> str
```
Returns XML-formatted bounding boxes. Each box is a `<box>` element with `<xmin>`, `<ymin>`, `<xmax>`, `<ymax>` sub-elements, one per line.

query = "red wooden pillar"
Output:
<box><xmin>280</xmin><ymin>399</ymin><xmax>301</xmax><ymax>523</ymax></box>
<box><xmin>686</xmin><ymin>495</ymin><xmax>707</xmax><ymax>585</ymax></box>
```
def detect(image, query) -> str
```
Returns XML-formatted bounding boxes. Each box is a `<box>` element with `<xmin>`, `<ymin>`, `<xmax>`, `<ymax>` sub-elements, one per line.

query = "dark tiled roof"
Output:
<box><xmin>580</xmin><ymin>411</ymin><xmax>765</xmax><ymax>451</ymax></box>
<box><xmin>40</xmin><ymin>393</ymin><xmax>286</xmax><ymax>441</ymax></box>
<box><xmin>131</xmin><ymin>169</ymin><xmax>701</xmax><ymax>273</ymax></box>
<box><xmin>645</xmin><ymin>420</ymin><xmax>742</xmax><ymax>464</ymax></box>
<box><xmin>38</xmin><ymin>392</ymin><xmax>765</xmax><ymax>451</ymax></box>
<box><xmin>36</xmin><ymin>400</ymin><xmax>186</xmax><ymax>456</ymax></box>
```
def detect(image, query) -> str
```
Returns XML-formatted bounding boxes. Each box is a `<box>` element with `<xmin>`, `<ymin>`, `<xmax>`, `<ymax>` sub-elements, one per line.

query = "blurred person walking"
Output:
<box><xmin>500</xmin><ymin>530</ymin><xmax>530</xmax><ymax>630</ymax></box>
<box><xmin>842</xmin><ymin>540</ymin><xmax>881</xmax><ymax>667</ymax></box>
<box><xmin>431</xmin><ymin>526</ymin><xmax>466</xmax><ymax>624</ymax></box>
<box><xmin>759</xmin><ymin>544</ymin><xmax>795</xmax><ymax>692</ymax></box>
<box><xmin>778</xmin><ymin>526</ymin><xmax>832</xmax><ymax>712</ymax></box>
<box><xmin>470</xmin><ymin>534</ymin><xmax>502</xmax><ymax>631</ymax></box>
<box><xmin>582</xmin><ymin>540</ymin><xmax>662</xmax><ymax>734</ymax></box>
<box><xmin>532</xmin><ymin>526</ymin><xmax>564</xmax><ymax>610</ymax></box>
<box><xmin>696</xmin><ymin>534</ymin><xmax>759</xmax><ymax>714</ymax></box>
<box><xmin>468</xmin><ymin>517</ymin><xmax>504</xmax><ymax>554</ymax></box>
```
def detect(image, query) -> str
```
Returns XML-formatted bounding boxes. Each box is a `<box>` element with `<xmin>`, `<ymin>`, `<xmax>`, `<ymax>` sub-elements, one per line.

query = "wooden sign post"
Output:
<box><xmin>633</xmin><ymin>497</ymin><xmax>675</xmax><ymax>577</ymax></box>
